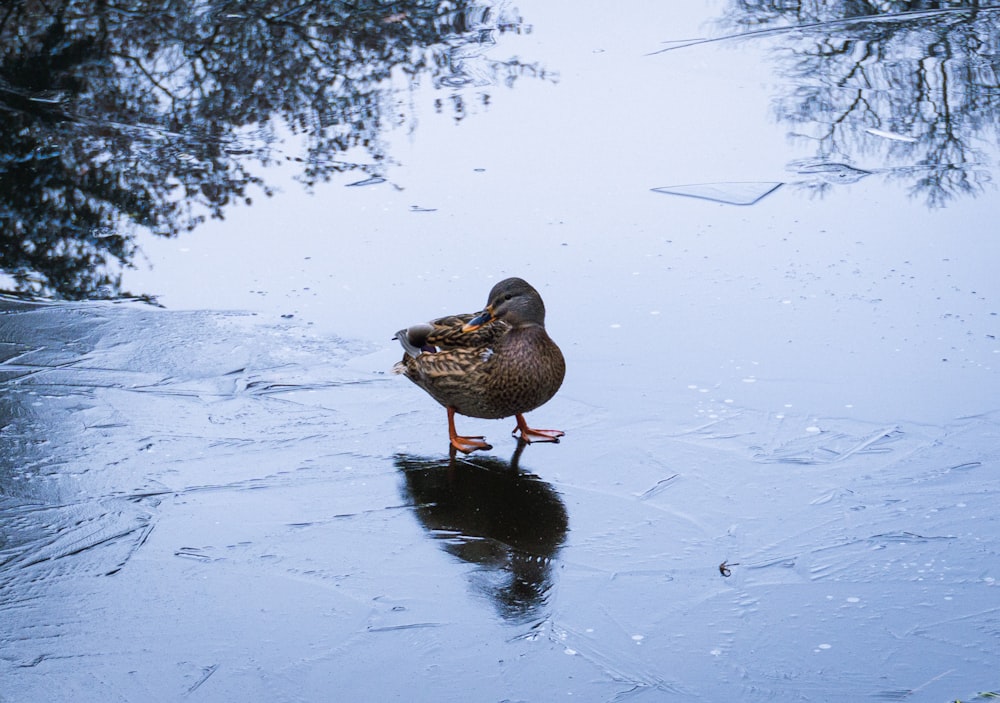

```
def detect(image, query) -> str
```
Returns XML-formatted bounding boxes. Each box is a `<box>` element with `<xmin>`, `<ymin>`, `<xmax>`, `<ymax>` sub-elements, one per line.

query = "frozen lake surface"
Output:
<box><xmin>2</xmin><ymin>2</ymin><xmax>999</xmax><ymax>701</ymax></box>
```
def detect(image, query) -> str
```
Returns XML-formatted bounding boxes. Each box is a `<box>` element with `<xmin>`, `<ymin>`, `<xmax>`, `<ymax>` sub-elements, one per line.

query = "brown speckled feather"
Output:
<box><xmin>393</xmin><ymin>278</ymin><xmax>565</xmax><ymax>423</ymax></box>
<box><xmin>422</xmin><ymin>314</ymin><xmax>510</xmax><ymax>351</ymax></box>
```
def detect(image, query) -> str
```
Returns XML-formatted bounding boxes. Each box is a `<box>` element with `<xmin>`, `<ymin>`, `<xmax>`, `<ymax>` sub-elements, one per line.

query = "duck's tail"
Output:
<box><xmin>393</xmin><ymin>323</ymin><xmax>435</xmax><ymax>358</ymax></box>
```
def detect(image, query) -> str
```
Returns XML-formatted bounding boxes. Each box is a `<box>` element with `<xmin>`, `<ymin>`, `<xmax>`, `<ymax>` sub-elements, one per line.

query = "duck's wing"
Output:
<box><xmin>394</xmin><ymin>344</ymin><xmax>495</xmax><ymax>415</ymax></box>
<box><xmin>395</xmin><ymin>314</ymin><xmax>509</xmax><ymax>357</ymax></box>
<box><xmin>426</xmin><ymin>314</ymin><xmax>509</xmax><ymax>350</ymax></box>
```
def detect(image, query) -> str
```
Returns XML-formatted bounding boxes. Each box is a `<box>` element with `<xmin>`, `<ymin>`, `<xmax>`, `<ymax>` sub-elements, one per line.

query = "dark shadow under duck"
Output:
<box><xmin>393</xmin><ymin>277</ymin><xmax>565</xmax><ymax>453</ymax></box>
<box><xmin>395</xmin><ymin>444</ymin><xmax>568</xmax><ymax>621</ymax></box>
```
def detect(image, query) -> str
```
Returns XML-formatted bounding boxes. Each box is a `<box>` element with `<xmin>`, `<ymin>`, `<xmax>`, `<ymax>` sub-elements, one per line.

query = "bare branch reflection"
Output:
<box><xmin>0</xmin><ymin>1</ymin><xmax>546</xmax><ymax>299</ymax></box>
<box><xmin>715</xmin><ymin>2</ymin><xmax>1000</xmax><ymax>206</ymax></box>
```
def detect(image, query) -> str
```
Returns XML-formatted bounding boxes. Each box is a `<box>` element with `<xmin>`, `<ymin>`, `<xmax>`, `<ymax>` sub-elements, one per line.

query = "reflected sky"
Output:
<box><xmin>2</xmin><ymin>1</ymin><xmax>999</xmax><ymax>301</ymax></box>
<box><xmin>0</xmin><ymin>0</ymin><xmax>545</xmax><ymax>299</ymax></box>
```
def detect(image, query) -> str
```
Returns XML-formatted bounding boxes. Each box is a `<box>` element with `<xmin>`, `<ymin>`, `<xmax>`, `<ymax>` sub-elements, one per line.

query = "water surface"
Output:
<box><xmin>2</xmin><ymin>2</ymin><xmax>999</xmax><ymax>701</ymax></box>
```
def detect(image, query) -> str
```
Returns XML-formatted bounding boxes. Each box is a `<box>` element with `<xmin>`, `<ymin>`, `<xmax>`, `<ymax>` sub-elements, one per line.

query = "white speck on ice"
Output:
<box><xmin>806</xmin><ymin>426</ymin><xmax>821</xmax><ymax>433</ymax></box>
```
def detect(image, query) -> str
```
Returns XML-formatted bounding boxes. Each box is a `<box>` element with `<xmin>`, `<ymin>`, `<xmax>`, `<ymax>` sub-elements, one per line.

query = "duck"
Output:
<box><xmin>393</xmin><ymin>277</ymin><xmax>565</xmax><ymax>453</ymax></box>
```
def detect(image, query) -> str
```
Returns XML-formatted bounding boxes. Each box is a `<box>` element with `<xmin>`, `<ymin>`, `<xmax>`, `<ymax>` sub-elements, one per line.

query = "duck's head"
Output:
<box><xmin>463</xmin><ymin>277</ymin><xmax>546</xmax><ymax>332</ymax></box>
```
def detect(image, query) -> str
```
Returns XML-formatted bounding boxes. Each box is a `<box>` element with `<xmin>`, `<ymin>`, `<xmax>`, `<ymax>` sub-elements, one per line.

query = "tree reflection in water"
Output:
<box><xmin>0</xmin><ymin>1</ymin><xmax>545</xmax><ymax>299</ymax></box>
<box><xmin>713</xmin><ymin>1</ymin><xmax>1000</xmax><ymax>206</ymax></box>
<box><xmin>396</xmin><ymin>444</ymin><xmax>568</xmax><ymax>622</ymax></box>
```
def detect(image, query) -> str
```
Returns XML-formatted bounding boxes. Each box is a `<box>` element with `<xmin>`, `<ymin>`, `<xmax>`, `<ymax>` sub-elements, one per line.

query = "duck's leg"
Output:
<box><xmin>512</xmin><ymin>414</ymin><xmax>564</xmax><ymax>443</ymax></box>
<box><xmin>448</xmin><ymin>407</ymin><xmax>492</xmax><ymax>453</ymax></box>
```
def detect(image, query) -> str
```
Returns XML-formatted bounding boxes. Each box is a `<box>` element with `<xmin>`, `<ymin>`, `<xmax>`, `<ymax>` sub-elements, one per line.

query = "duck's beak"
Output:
<box><xmin>462</xmin><ymin>306</ymin><xmax>493</xmax><ymax>332</ymax></box>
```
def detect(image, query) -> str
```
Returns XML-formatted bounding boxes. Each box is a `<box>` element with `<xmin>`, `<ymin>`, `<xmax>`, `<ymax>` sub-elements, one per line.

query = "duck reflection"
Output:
<box><xmin>708</xmin><ymin>1</ymin><xmax>1000</xmax><ymax>207</ymax></box>
<box><xmin>396</xmin><ymin>443</ymin><xmax>568</xmax><ymax>621</ymax></box>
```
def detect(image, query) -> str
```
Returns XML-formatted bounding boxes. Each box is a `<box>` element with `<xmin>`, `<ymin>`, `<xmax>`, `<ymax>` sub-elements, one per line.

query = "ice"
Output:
<box><xmin>651</xmin><ymin>181</ymin><xmax>784</xmax><ymax>206</ymax></box>
<box><xmin>4</xmin><ymin>1</ymin><xmax>1000</xmax><ymax>701</ymax></box>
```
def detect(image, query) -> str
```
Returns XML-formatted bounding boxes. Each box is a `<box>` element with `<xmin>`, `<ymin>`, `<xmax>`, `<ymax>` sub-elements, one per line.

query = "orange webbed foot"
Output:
<box><xmin>512</xmin><ymin>414</ymin><xmax>564</xmax><ymax>444</ymax></box>
<box><xmin>447</xmin><ymin>406</ymin><xmax>492</xmax><ymax>454</ymax></box>
<box><xmin>450</xmin><ymin>435</ymin><xmax>494</xmax><ymax>454</ymax></box>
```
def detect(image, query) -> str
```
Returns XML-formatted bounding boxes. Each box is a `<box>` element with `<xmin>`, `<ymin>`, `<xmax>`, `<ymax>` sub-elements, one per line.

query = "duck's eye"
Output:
<box><xmin>504</xmin><ymin>293</ymin><xmax>513</xmax><ymax>301</ymax></box>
